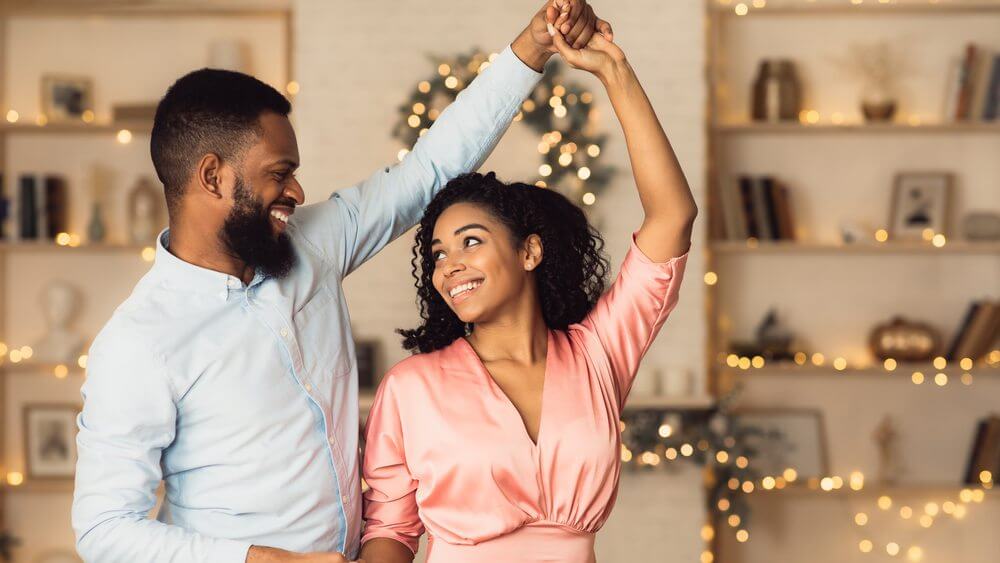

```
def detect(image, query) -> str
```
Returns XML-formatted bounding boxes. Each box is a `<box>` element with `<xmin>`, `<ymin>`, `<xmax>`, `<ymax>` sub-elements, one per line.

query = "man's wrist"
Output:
<box><xmin>511</xmin><ymin>27</ymin><xmax>551</xmax><ymax>73</ymax></box>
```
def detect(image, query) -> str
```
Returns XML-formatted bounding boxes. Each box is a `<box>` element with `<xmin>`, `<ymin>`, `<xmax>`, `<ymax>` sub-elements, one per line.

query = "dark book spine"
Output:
<box><xmin>984</xmin><ymin>55</ymin><xmax>1000</xmax><ymax>120</ymax></box>
<box><xmin>965</xmin><ymin>419</ymin><xmax>989</xmax><ymax>484</ymax></box>
<box><xmin>750</xmin><ymin>177</ymin><xmax>774</xmax><ymax>240</ymax></box>
<box><xmin>44</xmin><ymin>176</ymin><xmax>69</xmax><ymax>239</ymax></box>
<box><xmin>947</xmin><ymin>302</ymin><xmax>981</xmax><ymax>361</ymax></box>
<box><xmin>0</xmin><ymin>172</ymin><xmax>7</xmax><ymax>240</ymax></box>
<box><xmin>761</xmin><ymin>177</ymin><xmax>782</xmax><ymax>241</ymax></box>
<box><xmin>18</xmin><ymin>175</ymin><xmax>39</xmax><ymax>240</ymax></box>
<box><xmin>738</xmin><ymin>176</ymin><xmax>759</xmax><ymax>240</ymax></box>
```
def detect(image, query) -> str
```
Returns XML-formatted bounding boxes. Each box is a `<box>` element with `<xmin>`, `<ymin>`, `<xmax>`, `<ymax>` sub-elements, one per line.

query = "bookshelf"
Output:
<box><xmin>0</xmin><ymin>0</ymin><xmax>294</xmax><ymax>548</ymax></box>
<box><xmin>706</xmin><ymin>1</ymin><xmax>1000</xmax><ymax>561</ymax></box>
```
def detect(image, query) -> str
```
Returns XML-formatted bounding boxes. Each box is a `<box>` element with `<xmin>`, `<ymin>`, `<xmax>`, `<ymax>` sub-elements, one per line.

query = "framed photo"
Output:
<box><xmin>733</xmin><ymin>408</ymin><xmax>829</xmax><ymax>479</ymax></box>
<box><xmin>41</xmin><ymin>75</ymin><xmax>93</xmax><ymax>123</ymax></box>
<box><xmin>23</xmin><ymin>404</ymin><xmax>80</xmax><ymax>480</ymax></box>
<box><xmin>889</xmin><ymin>172</ymin><xmax>952</xmax><ymax>240</ymax></box>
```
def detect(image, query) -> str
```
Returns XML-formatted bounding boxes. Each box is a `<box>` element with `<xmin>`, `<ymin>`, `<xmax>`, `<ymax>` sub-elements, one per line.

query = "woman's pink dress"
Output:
<box><xmin>362</xmin><ymin>236</ymin><xmax>688</xmax><ymax>562</ymax></box>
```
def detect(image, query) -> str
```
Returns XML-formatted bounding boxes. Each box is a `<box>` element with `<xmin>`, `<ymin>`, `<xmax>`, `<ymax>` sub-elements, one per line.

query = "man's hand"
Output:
<box><xmin>246</xmin><ymin>545</ymin><xmax>366</xmax><ymax>563</ymax></box>
<box><xmin>513</xmin><ymin>0</ymin><xmax>613</xmax><ymax>72</ymax></box>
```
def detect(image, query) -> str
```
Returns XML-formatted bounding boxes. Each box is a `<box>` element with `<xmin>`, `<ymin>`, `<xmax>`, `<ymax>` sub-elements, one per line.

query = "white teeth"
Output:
<box><xmin>270</xmin><ymin>210</ymin><xmax>289</xmax><ymax>224</ymax></box>
<box><xmin>449</xmin><ymin>280</ymin><xmax>482</xmax><ymax>298</ymax></box>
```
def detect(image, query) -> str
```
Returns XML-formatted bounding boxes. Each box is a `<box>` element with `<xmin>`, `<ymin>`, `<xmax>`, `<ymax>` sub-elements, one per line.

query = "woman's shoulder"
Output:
<box><xmin>380</xmin><ymin>338</ymin><xmax>465</xmax><ymax>389</ymax></box>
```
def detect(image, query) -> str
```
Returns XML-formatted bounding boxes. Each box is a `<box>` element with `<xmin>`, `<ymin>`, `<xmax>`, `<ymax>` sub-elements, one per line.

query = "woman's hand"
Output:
<box><xmin>549</xmin><ymin>27</ymin><xmax>624</xmax><ymax>83</ymax></box>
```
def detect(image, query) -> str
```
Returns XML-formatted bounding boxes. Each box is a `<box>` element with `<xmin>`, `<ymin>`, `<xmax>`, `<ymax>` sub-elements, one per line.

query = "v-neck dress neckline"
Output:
<box><xmin>457</xmin><ymin>331</ymin><xmax>551</xmax><ymax>449</ymax></box>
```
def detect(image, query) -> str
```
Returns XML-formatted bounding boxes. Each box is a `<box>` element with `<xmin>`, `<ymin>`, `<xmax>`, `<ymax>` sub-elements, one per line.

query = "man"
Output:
<box><xmin>71</xmin><ymin>2</ymin><xmax>611</xmax><ymax>562</ymax></box>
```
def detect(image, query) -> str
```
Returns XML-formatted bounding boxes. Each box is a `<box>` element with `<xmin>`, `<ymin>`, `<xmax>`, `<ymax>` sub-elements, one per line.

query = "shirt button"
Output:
<box><xmin>342</xmin><ymin>495</ymin><xmax>349</xmax><ymax>504</ymax></box>
<box><xmin>304</xmin><ymin>383</ymin><xmax>312</xmax><ymax>392</ymax></box>
<box><xmin>280</xmin><ymin>328</ymin><xmax>289</xmax><ymax>338</ymax></box>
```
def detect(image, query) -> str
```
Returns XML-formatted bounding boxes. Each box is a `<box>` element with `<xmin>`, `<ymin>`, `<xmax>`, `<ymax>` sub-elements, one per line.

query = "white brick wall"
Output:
<box><xmin>294</xmin><ymin>0</ymin><xmax>707</xmax><ymax>560</ymax></box>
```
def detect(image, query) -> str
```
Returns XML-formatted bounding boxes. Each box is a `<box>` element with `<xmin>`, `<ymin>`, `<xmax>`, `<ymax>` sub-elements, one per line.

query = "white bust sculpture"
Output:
<box><xmin>128</xmin><ymin>177</ymin><xmax>163</xmax><ymax>244</ymax></box>
<box><xmin>32</xmin><ymin>281</ymin><xmax>85</xmax><ymax>365</ymax></box>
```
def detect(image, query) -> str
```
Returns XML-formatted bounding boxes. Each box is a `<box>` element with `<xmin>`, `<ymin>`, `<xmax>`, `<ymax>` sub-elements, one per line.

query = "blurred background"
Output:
<box><xmin>0</xmin><ymin>0</ymin><xmax>997</xmax><ymax>562</ymax></box>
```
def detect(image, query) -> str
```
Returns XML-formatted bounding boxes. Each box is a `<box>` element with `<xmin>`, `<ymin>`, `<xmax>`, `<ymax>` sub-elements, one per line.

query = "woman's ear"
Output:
<box><xmin>523</xmin><ymin>234</ymin><xmax>544</xmax><ymax>271</ymax></box>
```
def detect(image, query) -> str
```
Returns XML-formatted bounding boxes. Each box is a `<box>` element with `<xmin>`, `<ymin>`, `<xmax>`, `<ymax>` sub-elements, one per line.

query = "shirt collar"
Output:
<box><xmin>152</xmin><ymin>228</ymin><xmax>250</xmax><ymax>297</ymax></box>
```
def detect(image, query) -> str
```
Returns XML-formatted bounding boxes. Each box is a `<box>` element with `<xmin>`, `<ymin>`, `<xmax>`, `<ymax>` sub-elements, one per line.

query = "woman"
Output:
<box><xmin>360</xmin><ymin>28</ymin><xmax>697</xmax><ymax>563</ymax></box>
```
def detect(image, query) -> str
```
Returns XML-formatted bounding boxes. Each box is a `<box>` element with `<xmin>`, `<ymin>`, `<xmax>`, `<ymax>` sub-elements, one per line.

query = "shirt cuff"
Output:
<box><xmin>481</xmin><ymin>44</ymin><xmax>545</xmax><ymax>101</ymax></box>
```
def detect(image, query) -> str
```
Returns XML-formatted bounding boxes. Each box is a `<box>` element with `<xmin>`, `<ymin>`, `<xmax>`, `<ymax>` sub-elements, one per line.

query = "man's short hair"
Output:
<box><xmin>151</xmin><ymin>69</ymin><xmax>291</xmax><ymax>214</ymax></box>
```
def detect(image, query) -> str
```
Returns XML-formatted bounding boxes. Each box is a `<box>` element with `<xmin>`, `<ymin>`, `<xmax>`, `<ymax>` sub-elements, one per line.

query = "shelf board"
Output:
<box><xmin>0</xmin><ymin>121</ymin><xmax>152</xmax><ymax>135</ymax></box>
<box><xmin>0</xmin><ymin>362</ymin><xmax>85</xmax><ymax>376</ymax></box>
<box><xmin>748</xmin><ymin>483</ymin><xmax>996</xmax><ymax>499</ymax></box>
<box><xmin>724</xmin><ymin>362</ymin><xmax>1000</xmax><ymax>377</ymax></box>
<box><xmin>0</xmin><ymin>480</ymin><xmax>73</xmax><ymax>494</ymax></box>
<box><xmin>710</xmin><ymin>240</ymin><xmax>1000</xmax><ymax>255</ymax></box>
<box><xmin>711</xmin><ymin>1</ymin><xmax>1000</xmax><ymax>16</ymax></box>
<box><xmin>713</xmin><ymin>121</ymin><xmax>1000</xmax><ymax>134</ymax></box>
<box><xmin>0</xmin><ymin>241</ymin><xmax>153</xmax><ymax>254</ymax></box>
<box><xmin>359</xmin><ymin>392</ymin><xmax>715</xmax><ymax>413</ymax></box>
<box><xmin>4</xmin><ymin>1</ymin><xmax>290</xmax><ymax>18</ymax></box>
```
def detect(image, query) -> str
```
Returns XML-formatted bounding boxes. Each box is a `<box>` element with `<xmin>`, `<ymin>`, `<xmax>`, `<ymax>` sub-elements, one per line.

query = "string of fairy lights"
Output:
<box><xmin>619</xmin><ymin>394</ymin><xmax>996</xmax><ymax>562</ymax></box>
<box><xmin>392</xmin><ymin>48</ymin><xmax>614</xmax><ymax>206</ymax></box>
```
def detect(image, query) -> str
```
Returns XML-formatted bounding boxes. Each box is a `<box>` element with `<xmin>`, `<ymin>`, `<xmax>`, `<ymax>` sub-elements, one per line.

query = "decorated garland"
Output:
<box><xmin>392</xmin><ymin>49</ymin><xmax>614</xmax><ymax>206</ymax></box>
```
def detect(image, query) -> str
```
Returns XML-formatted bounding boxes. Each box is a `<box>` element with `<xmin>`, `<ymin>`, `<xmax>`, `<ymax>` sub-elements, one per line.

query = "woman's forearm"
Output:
<box><xmin>358</xmin><ymin>538</ymin><xmax>415</xmax><ymax>563</ymax></box>
<box><xmin>600</xmin><ymin>60</ymin><xmax>697</xmax><ymax>260</ymax></box>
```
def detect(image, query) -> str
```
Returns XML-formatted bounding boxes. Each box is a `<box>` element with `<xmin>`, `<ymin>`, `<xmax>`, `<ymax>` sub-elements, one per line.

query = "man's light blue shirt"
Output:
<box><xmin>71</xmin><ymin>46</ymin><xmax>541</xmax><ymax>563</ymax></box>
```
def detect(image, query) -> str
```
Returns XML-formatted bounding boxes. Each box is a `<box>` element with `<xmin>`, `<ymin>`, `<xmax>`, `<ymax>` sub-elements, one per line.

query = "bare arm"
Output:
<box><xmin>552</xmin><ymin>31</ymin><xmax>697</xmax><ymax>261</ymax></box>
<box><xmin>358</xmin><ymin>538</ymin><xmax>414</xmax><ymax>563</ymax></box>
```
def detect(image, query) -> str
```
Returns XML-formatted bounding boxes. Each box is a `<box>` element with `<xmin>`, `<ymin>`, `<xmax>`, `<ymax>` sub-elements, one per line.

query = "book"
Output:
<box><xmin>954</xmin><ymin>301</ymin><xmax>997</xmax><ymax>362</ymax></box>
<box><xmin>966</xmin><ymin>416</ymin><xmax>1000</xmax><ymax>485</ymax></box>
<box><xmin>943</xmin><ymin>57</ymin><xmax>963</xmax><ymax>121</ymax></box>
<box><xmin>17</xmin><ymin>174</ymin><xmax>39</xmax><ymax>240</ymax></box>
<box><xmin>760</xmin><ymin>177</ymin><xmax>782</xmax><ymax>241</ymax></box>
<box><xmin>955</xmin><ymin>44</ymin><xmax>979</xmax><ymax>120</ymax></box>
<box><xmin>965</xmin><ymin>419</ymin><xmax>989</xmax><ymax>484</ymax></box>
<box><xmin>970</xmin><ymin>49</ymin><xmax>995</xmax><ymax>121</ymax></box>
<box><xmin>965</xmin><ymin>301</ymin><xmax>1000</xmax><ymax>361</ymax></box>
<box><xmin>750</xmin><ymin>177</ymin><xmax>774</xmax><ymax>241</ymax></box>
<box><xmin>946</xmin><ymin>302</ymin><xmax>981</xmax><ymax>361</ymax></box>
<box><xmin>721</xmin><ymin>178</ymin><xmax>748</xmax><ymax>240</ymax></box>
<box><xmin>738</xmin><ymin>176</ymin><xmax>759</xmax><ymax>240</ymax></box>
<box><xmin>772</xmin><ymin>182</ymin><xmax>796</xmax><ymax>241</ymax></box>
<box><xmin>984</xmin><ymin>54</ymin><xmax>1000</xmax><ymax>121</ymax></box>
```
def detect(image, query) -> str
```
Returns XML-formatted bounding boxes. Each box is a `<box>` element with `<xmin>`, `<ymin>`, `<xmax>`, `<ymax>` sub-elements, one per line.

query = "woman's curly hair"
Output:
<box><xmin>398</xmin><ymin>172</ymin><xmax>610</xmax><ymax>353</ymax></box>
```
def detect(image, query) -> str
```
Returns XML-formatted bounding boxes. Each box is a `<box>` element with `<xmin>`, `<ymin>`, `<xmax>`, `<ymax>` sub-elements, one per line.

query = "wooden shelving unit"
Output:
<box><xmin>710</xmin><ymin>240</ymin><xmax>1000</xmax><ymax>255</ymax></box>
<box><xmin>710</xmin><ymin>0</ymin><xmax>1000</xmax><ymax>16</ymax></box>
<box><xmin>705</xmin><ymin>1</ymin><xmax>1000</xmax><ymax>560</ymax></box>
<box><xmin>713</xmin><ymin>121</ymin><xmax>1000</xmax><ymax>134</ymax></box>
<box><xmin>0</xmin><ymin>121</ymin><xmax>153</xmax><ymax>136</ymax></box>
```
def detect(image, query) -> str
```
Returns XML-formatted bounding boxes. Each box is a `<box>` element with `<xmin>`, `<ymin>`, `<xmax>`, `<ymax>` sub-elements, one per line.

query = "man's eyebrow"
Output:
<box><xmin>267</xmin><ymin>158</ymin><xmax>299</xmax><ymax>169</ymax></box>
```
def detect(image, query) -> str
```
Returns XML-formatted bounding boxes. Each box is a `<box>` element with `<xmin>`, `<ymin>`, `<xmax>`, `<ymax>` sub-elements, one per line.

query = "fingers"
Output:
<box><xmin>554</xmin><ymin>0</ymin><xmax>571</xmax><ymax>33</ymax></box>
<box><xmin>549</xmin><ymin>28</ymin><xmax>579</xmax><ymax>65</ymax></box>
<box><xmin>597</xmin><ymin>17</ymin><xmax>613</xmax><ymax>42</ymax></box>
<box><xmin>545</xmin><ymin>3</ymin><xmax>560</xmax><ymax>25</ymax></box>
<box><xmin>559</xmin><ymin>0</ymin><xmax>582</xmax><ymax>34</ymax></box>
<box><xmin>572</xmin><ymin>5</ymin><xmax>597</xmax><ymax>49</ymax></box>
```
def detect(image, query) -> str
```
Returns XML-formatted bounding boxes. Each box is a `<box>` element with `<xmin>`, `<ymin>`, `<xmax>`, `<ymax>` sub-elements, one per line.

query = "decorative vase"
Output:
<box><xmin>860</xmin><ymin>83</ymin><xmax>897</xmax><ymax>122</ymax></box>
<box><xmin>87</xmin><ymin>202</ymin><xmax>106</xmax><ymax>243</ymax></box>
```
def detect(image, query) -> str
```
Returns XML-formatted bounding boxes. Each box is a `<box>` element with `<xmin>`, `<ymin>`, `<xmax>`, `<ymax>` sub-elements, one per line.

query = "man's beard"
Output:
<box><xmin>221</xmin><ymin>175</ymin><xmax>295</xmax><ymax>279</ymax></box>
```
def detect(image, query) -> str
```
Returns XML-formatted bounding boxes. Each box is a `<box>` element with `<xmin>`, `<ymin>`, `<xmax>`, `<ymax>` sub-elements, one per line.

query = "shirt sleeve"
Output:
<box><xmin>575</xmin><ymin>234</ymin><xmax>688</xmax><ymax>408</ymax></box>
<box><xmin>293</xmin><ymin>44</ymin><xmax>542</xmax><ymax>278</ymax></box>
<box><xmin>361</xmin><ymin>374</ymin><xmax>424</xmax><ymax>554</ymax></box>
<box><xmin>72</xmin><ymin>337</ymin><xmax>251</xmax><ymax>563</ymax></box>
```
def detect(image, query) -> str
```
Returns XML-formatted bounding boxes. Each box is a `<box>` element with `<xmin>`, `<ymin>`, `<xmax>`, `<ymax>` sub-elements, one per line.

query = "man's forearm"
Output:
<box><xmin>511</xmin><ymin>26</ymin><xmax>552</xmax><ymax>72</ymax></box>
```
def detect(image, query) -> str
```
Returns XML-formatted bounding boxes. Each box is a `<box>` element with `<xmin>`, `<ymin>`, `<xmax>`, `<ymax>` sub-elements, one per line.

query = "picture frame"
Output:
<box><xmin>733</xmin><ymin>408</ymin><xmax>829</xmax><ymax>480</ymax></box>
<box><xmin>889</xmin><ymin>172</ymin><xmax>953</xmax><ymax>240</ymax></box>
<box><xmin>23</xmin><ymin>403</ymin><xmax>80</xmax><ymax>480</ymax></box>
<box><xmin>41</xmin><ymin>74</ymin><xmax>94</xmax><ymax>123</ymax></box>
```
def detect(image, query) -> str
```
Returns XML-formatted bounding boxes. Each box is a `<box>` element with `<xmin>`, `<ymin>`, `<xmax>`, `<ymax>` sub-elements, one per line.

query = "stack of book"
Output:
<box><xmin>716</xmin><ymin>176</ymin><xmax>796</xmax><ymax>242</ymax></box>
<box><xmin>945</xmin><ymin>43</ymin><xmax>1000</xmax><ymax>122</ymax></box>
<box><xmin>965</xmin><ymin>415</ymin><xmax>1000</xmax><ymax>485</ymax></box>
<box><xmin>946</xmin><ymin>300</ymin><xmax>1000</xmax><ymax>363</ymax></box>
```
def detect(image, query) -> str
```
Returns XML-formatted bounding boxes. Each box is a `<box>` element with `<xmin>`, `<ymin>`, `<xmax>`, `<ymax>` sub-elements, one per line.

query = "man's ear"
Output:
<box><xmin>195</xmin><ymin>153</ymin><xmax>224</xmax><ymax>200</ymax></box>
<box><xmin>523</xmin><ymin>234</ymin><xmax>544</xmax><ymax>271</ymax></box>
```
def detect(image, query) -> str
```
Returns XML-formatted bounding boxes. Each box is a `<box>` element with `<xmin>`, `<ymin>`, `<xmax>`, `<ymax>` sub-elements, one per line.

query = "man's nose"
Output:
<box><xmin>285</xmin><ymin>177</ymin><xmax>305</xmax><ymax>206</ymax></box>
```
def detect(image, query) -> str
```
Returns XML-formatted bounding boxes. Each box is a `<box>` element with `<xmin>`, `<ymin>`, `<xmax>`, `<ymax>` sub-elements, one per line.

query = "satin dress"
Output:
<box><xmin>362</xmin><ymin>236</ymin><xmax>688</xmax><ymax>562</ymax></box>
